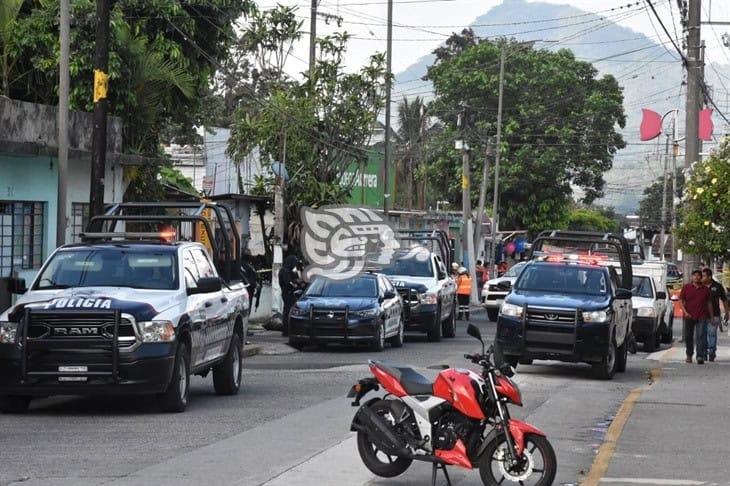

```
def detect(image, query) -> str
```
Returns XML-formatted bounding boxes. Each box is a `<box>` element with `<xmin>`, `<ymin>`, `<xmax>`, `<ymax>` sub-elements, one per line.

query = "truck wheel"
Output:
<box><xmin>288</xmin><ymin>335</ymin><xmax>305</xmax><ymax>350</ymax></box>
<box><xmin>615</xmin><ymin>335</ymin><xmax>628</xmax><ymax>373</ymax></box>
<box><xmin>442</xmin><ymin>305</ymin><xmax>456</xmax><ymax>338</ymax></box>
<box><xmin>213</xmin><ymin>331</ymin><xmax>243</xmax><ymax>396</ymax></box>
<box><xmin>593</xmin><ymin>338</ymin><xmax>616</xmax><ymax>380</ymax></box>
<box><xmin>0</xmin><ymin>396</ymin><xmax>31</xmax><ymax>414</ymax></box>
<box><xmin>487</xmin><ymin>308</ymin><xmax>499</xmax><ymax>322</ymax></box>
<box><xmin>661</xmin><ymin>316</ymin><xmax>674</xmax><ymax>344</ymax></box>
<box><xmin>427</xmin><ymin>307</ymin><xmax>442</xmax><ymax>342</ymax></box>
<box><xmin>644</xmin><ymin>328</ymin><xmax>658</xmax><ymax>352</ymax></box>
<box><xmin>158</xmin><ymin>341</ymin><xmax>190</xmax><ymax>413</ymax></box>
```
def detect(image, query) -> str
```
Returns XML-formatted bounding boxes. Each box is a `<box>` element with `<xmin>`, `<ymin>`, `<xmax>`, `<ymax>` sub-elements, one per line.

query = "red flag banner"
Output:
<box><xmin>699</xmin><ymin>108</ymin><xmax>714</xmax><ymax>141</ymax></box>
<box><xmin>640</xmin><ymin>109</ymin><xmax>662</xmax><ymax>141</ymax></box>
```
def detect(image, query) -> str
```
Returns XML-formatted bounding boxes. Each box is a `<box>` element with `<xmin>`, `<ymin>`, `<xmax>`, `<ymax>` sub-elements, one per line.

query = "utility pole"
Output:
<box><xmin>57</xmin><ymin>0</ymin><xmax>70</xmax><ymax>246</ymax></box>
<box><xmin>474</xmin><ymin>137</ymin><xmax>494</xmax><ymax>267</ymax></box>
<box><xmin>671</xmin><ymin>113</ymin><xmax>679</xmax><ymax>262</ymax></box>
<box><xmin>659</xmin><ymin>135</ymin><xmax>669</xmax><ymax>261</ymax></box>
<box><xmin>458</xmin><ymin>103</ymin><xmax>470</xmax><ymax>268</ymax></box>
<box><xmin>683</xmin><ymin>0</ymin><xmax>702</xmax><ymax>277</ymax></box>
<box><xmin>383</xmin><ymin>0</ymin><xmax>393</xmax><ymax>215</ymax></box>
<box><xmin>309</xmin><ymin>0</ymin><xmax>317</xmax><ymax>83</ymax></box>
<box><xmin>90</xmin><ymin>0</ymin><xmax>111</xmax><ymax>218</ymax></box>
<box><xmin>490</xmin><ymin>47</ymin><xmax>506</xmax><ymax>279</ymax></box>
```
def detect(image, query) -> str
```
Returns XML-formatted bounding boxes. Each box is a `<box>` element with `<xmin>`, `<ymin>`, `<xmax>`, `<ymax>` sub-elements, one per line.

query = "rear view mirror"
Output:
<box><xmin>9</xmin><ymin>278</ymin><xmax>27</xmax><ymax>295</ymax></box>
<box><xmin>384</xmin><ymin>290</ymin><xmax>396</xmax><ymax>300</ymax></box>
<box><xmin>616</xmin><ymin>288</ymin><xmax>633</xmax><ymax>300</ymax></box>
<box><xmin>656</xmin><ymin>291</ymin><xmax>667</xmax><ymax>300</ymax></box>
<box><xmin>467</xmin><ymin>323</ymin><xmax>482</xmax><ymax>342</ymax></box>
<box><xmin>189</xmin><ymin>277</ymin><xmax>222</xmax><ymax>294</ymax></box>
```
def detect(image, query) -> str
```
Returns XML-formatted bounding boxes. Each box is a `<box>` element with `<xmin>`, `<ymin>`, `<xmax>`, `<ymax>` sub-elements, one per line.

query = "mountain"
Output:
<box><xmin>394</xmin><ymin>0</ymin><xmax>730</xmax><ymax>213</ymax></box>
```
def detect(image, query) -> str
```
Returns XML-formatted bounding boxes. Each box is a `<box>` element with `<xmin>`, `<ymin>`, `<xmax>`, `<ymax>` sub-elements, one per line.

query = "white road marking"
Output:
<box><xmin>601</xmin><ymin>478</ymin><xmax>705</xmax><ymax>485</ymax></box>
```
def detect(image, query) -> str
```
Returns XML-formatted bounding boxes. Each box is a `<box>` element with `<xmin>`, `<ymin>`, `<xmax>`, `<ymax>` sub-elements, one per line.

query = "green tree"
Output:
<box><xmin>423</xmin><ymin>32</ymin><xmax>626</xmax><ymax>233</ymax></box>
<box><xmin>0</xmin><ymin>0</ymin><xmax>23</xmax><ymax>95</ymax></box>
<box><xmin>675</xmin><ymin>139</ymin><xmax>730</xmax><ymax>259</ymax></box>
<box><xmin>638</xmin><ymin>169</ymin><xmax>685</xmax><ymax>231</ymax></box>
<box><xmin>394</xmin><ymin>96</ymin><xmax>436</xmax><ymax>209</ymax></box>
<box><xmin>228</xmin><ymin>32</ymin><xmax>387</xmax><ymax>245</ymax></box>
<box><xmin>565</xmin><ymin>207</ymin><xmax>618</xmax><ymax>232</ymax></box>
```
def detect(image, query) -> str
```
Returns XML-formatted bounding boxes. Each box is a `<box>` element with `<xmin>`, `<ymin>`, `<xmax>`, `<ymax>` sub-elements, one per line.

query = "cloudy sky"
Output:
<box><xmin>257</xmin><ymin>0</ymin><xmax>730</xmax><ymax>76</ymax></box>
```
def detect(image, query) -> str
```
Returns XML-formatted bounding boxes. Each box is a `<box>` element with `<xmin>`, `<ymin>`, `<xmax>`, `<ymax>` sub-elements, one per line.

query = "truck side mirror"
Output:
<box><xmin>616</xmin><ymin>288</ymin><xmax>633</xmax><ymax>300</ymax></box>
<box><xmin>656</xmin><ymin>291</ymin><xmax>667</xmax><ymax>300</ymax></box>
<box><xmin>9</xmin><ymin>278</ymin><xmax>27</xmax><ymax>295</ymax></box>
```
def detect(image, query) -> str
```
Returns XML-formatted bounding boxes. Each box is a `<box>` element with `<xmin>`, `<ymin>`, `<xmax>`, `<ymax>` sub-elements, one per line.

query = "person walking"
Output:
<box><xmin>475</xmin><ymin>260</ymin><xmax>489</xmax><ymax>290</ymax></box>
<box><xmin>279</xmin><ymin>254</ymin><xmax>300</xmax><ymax>337</ymax></box>
<box><xmin>456</xmin><ymin>266</ymin><xmax>472</xmax><ymax>321</ymax></box>
<box><xmin>679</xmin><ymin>270</ymin><xmax>714</xmax><ymax>364</ymax></box>
<box><xmin>703</xmin><ymin>268</ymin><xmax>729</xmax><ymax>362</ymax></box>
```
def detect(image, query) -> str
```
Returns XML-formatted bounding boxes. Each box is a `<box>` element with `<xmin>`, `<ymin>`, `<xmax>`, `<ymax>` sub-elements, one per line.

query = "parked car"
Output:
<box><xmin>496</xmin><ymin>231</ymin><xmax>633</xmax><ymax>379</ymax></box>
<box><xmin>379</xmin><ymin>249</ymin><xmax>456</xmax><ymax>342</ymax></box>
<box><xmin>481</xmin><ymin>261</ymin><xmax>527</xmax><ymax>322</ymax></box>
<box><xmin>288</xmin><ymin>273</ymin><xmax>404</xmax><ymax>351</ymax></box>
<box><xmin>627</xmin><ymin>261</ymin><xmax>673</xmax><ymax>350</ymax></box>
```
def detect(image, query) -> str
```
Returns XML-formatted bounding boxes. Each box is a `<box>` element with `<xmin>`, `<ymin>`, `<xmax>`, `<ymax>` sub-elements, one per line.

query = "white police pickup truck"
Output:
<box><xmin>0</xmin><ymin>202</ymin><xmax>249</xmax><ymax>413</ymax></box>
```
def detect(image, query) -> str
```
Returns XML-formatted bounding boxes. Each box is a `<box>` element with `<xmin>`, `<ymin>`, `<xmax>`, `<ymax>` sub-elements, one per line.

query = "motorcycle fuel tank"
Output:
<box><xmin>433</xmin><ymin>368</ymin><xmax>486</xmax><ymax>420</ymax></box>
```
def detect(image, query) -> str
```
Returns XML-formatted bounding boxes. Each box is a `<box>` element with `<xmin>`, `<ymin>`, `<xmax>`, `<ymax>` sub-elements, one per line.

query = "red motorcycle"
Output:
<box><xmin>347</xmin><ymin>324</ymin><xmax>556</xmax><ymax>486</ymax></box>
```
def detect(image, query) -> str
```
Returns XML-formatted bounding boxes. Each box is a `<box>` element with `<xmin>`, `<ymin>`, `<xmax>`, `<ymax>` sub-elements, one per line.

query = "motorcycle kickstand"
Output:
<box><xmin>431</xmin><ymin>463</ymin><xmax>452</xmax><ymax>486</ymax></box>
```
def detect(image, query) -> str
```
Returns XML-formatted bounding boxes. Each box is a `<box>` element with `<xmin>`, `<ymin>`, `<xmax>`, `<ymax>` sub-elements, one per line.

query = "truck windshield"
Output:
<box><xmin>379</xmin><ymin>255</ymin><xmax>433</xmax><ymax>277</ymax></box>
<box><xmin>516</xmin><ymin>265</ymin><xmax>608</xmax><ymax>296</ymax></box>
<box><xmin>35</xmin><ymin>248</ymin><xmax>179</xmax><ymax>290</ymax></box>
<box><xmin>504</xmin><ymin>262</ymin><xmax>527</xmax><ymax>278</ymax></box>
<box><xmin>305</xmin><ymin>277</ymin><xmax>378</xmax><ymax>298</ymax></box>
<box><xmin>632</xmin><ymin>276</ymin><xmax>654</xmax><ymax>299</ymax></box>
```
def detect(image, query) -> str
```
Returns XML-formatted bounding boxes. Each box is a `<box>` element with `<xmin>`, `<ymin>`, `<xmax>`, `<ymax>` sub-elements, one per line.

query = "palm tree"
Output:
<box><xmin>395</xmin><ymin>96</ymin><xmax>430</xmax><ymax>209</ymax></box>
<box><xmin>0</xmin><ymin>0</ymin><xmax>23</xmax><ymax>96</ymax></box>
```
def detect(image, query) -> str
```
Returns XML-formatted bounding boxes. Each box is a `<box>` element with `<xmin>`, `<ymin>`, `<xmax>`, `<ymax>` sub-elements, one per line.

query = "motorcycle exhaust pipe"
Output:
<box><xmin>354</xmin><ymin>406</ymin><xmax>410</xmax><ymax>457</ymax></box>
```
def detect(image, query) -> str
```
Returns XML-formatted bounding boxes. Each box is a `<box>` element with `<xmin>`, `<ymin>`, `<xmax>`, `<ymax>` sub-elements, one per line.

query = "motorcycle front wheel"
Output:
<box><xmin>356</xmin><ymin>400</ymin><xmax>413</xmax><ymax>478</ymax></box>
<box><xmin>478</xmin><ymin>433</ymin><xmax>557</xmax><ymax>486</ymax></box>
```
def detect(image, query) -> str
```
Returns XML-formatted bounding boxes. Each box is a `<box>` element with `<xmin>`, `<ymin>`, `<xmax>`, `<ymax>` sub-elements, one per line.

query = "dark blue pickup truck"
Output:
<box><xmin>496</xmin><ymin>231</ymin><xmax>634</xmax><ymax>380</ymax></box>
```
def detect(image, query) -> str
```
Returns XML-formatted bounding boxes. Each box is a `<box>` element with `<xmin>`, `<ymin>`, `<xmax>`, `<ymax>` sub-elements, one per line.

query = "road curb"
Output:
<box><xmin>243</xmin><ymin>345</ymin><xmax>262</xmax><ymax>358</ymax></box>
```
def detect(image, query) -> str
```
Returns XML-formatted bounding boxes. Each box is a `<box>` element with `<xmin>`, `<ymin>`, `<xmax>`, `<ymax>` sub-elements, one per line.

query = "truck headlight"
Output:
<box><xmin>500</xmin><ymin>303</ymin><xmax>523</xmax><ymax>318</ymax></box>
<box><xmin>419</xmin><ymin>292</ymin><xmax>438</xmax><ymax>305</ymax></box>
<box><xmin>137</xmin><ymin>320</ymin><xmax>175</xmax><ymax>342</ymax></box>
<box><xmin>582</xmin><ymin>310</ymin><xmax>609</xmax><ymax>323</ymax></box>
<box><xmin>354</xmin><ymin>308</ymin><xmax>380</xmax><ymax>318</ymax></box>
<box><xmin>290</xmin><ymin>306</ymin><xmax>308</xmax><ymax>317</ymax></box>
<box><xmin>0</xmin><ymin>321</ymin><xmax>17</xmax><ymax>344</ymax></box>
<box><xmin>636</xmin><ymin>307</ymin><xmax>657</xmax><ymax>318</ymax></box>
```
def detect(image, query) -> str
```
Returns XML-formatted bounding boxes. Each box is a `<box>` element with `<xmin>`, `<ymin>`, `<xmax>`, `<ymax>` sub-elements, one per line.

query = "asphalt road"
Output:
<box><xmin>0</xmin><ymin>313</ymin><xmax>687</xmax><ymax>486</ymax></box>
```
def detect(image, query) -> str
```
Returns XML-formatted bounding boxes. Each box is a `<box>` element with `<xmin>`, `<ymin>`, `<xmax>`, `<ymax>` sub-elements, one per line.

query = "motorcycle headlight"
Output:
<box><xmin>582</xmin><ymin>310</ymin><xmax>609</xmax><ymax>323</ymax></box>
<box><xmin>354</xmin><ymin>308</ymin><xmax>380</xmax><ymax>318</ymax></box>
<box><xmin>419</xmin><ymin>292</ymin><xmax>438</xmax><ymax>305</ymax></box>
<box><xmin>137</xmin><ymin>320</ymin><xmax>175</xmax><ymax>342</ymax></box>
<box><xmin>0</xmin><ymin>321</ymin><xmax>18</xmax><ymax>344</ymax></box>
<box><xmin>636</xmin><ymin>307</ymin><xmax>656</xmax><ymax>318</ymax></box>
<box><xmin>290</xmin><ymin>305</ymin><xmax>308</xmax><ymax>317</ymax></box>
<box><xmin>500</xmin><ymin>302</ymin><xmax>523</xmax><ymax>318</ymax></box>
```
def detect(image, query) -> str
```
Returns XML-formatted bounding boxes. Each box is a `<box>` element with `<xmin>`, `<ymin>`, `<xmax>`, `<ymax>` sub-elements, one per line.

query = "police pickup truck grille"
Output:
<box><xmin>28</xmin><ymin>312</ymin><xmax>137</xmax><ymax>348</ymax></box>
<box><xmin>526</xmin><ymin>308</ymin><xmax>576</xmax><ymax>324</ymax></box>
<box><xmin>524</xmin><ymin>307</ymin><xmax>577</xmax><ymax>354</ymax></box>
<box><xmin>397</xmin><ymin>288</ymin><xmax>419</xmax><ymax>306</ymax></box>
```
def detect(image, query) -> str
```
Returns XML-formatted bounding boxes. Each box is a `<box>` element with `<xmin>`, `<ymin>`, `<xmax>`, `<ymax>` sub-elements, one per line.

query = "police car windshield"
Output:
<box><xmin>516</xmin><ymin>264</ymin><xmax>608</xmax><ymax>296</ymax></box>
<box><xmin>379</xmin><ymin>255</ymin><xmax>433</xmax><ymax>278</ymax></box>
<box><xmin>36</xmin><ymin>248</ymin><xmax>179</xmax><ymax>290</ymax></box>
<box><xmin>632</xmin><ymin>276</ymin><xmax>654</xmax><ymax>299</ymax></box>
<box><xmin>305</xmin><ymin>277</ymin><xmax>378</xmax><ymax>298</ymax></box>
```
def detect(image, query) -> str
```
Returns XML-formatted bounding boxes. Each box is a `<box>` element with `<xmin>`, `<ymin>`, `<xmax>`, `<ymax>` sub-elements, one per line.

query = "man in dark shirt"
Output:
<box><xmin>702</xmin><ymin>268</ymin><xmax>728</xmax><ymax>361</ymax></box>
<box><xmin>679</xmin><ymin>270</ymin><xmax>714</xmax><ymax>364</ymax></box>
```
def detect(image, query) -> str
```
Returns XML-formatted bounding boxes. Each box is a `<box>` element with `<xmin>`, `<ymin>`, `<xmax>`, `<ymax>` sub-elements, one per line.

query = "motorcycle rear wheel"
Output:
<box><xmin>356</xmin><ymin>401</ymin><xmax>413</xmax><ymax>478</ymax></box>
<box><xmin>478</xmin><ymin>433</ymin><xmax>556</xmax><ymax>486</ymax></box>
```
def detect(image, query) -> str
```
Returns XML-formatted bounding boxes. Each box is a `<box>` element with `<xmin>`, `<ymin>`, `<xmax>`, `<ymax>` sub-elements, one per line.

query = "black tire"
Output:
<box><xmin>356</xmin><ymin>402</ymin><xmax>413</xmax><ymax>478</ymax></box>
<box><xmin>288</xmin><ymin>335</ymin><xmax>305</xmax><ymax>350</ymax></box>
<box><xmin>505</xmin><ymin>356</ymin><xmax>519</xmax><ymax>368</ymax></box>
<box><xmin>0</xmin><ymin>396</ymin><xmax>31</xmax><ymax>414</ymax></box>
<box><xmin>487</xmin><ymin>308</ymin><xmax>499</xmax><ymax>322</ymax></box>
<box><xmin>615</xmin><ymin>334</ymin><xmax>628</xmax><ymax>373</ymax></box>
<box><xmin>442</xmin><ymin>305</ymin><xmax>456</xmax><ymax>338</ymax></box>
<box><xmin>158</xmin><ymin>341</ymin><xmax>190</xmax><ymax>413</ymax></box>
<box><xmin>213</xmin><ymin>331</ymin><xmax>243</xmax><ymax>396</ymax></box>
<box><xmin>518</xmin><ymin>357</ymin><xmax>533</xmax><ymax>365</ymax></box>
<box><xmin>593</xmin><ymin>337</ymin><xmax>616</xmax><ymax>380</ymax></box>
<box><xmin>478</xmin><ymin>433</ymin><xmax>557</xmax><ymax>486</ymax></box>
<box><xmin>372</xmin><ymin>321</ymin><xmax>386</xmax><ymax>352</ymax></box>
<box><xmin>661</xmin><ymin>316</ymin><xmax>674</xmax><ymax>344</ymax></box>
<box><xmin>389</xmin><ymin>316</ymin><xmax>404</xmax><ymax>348</ymax></box>
<box><xmin>643</xmin><ymin>326</ymin><xmax>658</xmax><ymax>352</ymax></box>
<box><xmin>426</xmin><ymin>307</ymin><xmax>442</xmax><ymax>342</ymax></box>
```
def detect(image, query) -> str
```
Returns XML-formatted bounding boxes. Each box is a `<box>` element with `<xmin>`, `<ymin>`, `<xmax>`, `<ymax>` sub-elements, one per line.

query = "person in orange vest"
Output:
<box><xmin>456</xmin><ymin>266</ymin><xmax>472</xmax><ymax>321</ymax></box>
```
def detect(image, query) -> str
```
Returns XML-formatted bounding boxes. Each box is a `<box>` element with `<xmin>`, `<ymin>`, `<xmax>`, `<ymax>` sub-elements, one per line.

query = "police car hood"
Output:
<box><xmin>3</xmin><ymin>287</ymin><xmax>180</xmax><ymax>322</ymax></box>
<box><xmin>632</xmin><ymin>296</ymin><xmax>655</xmax><ymax>309</ymax></box>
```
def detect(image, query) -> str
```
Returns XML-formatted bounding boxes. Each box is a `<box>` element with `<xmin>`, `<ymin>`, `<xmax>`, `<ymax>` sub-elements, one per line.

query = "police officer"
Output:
<box><xmin>279</xmin><ymin>255</ymin><xmax>300</xmax><ymax>337</ymax></box>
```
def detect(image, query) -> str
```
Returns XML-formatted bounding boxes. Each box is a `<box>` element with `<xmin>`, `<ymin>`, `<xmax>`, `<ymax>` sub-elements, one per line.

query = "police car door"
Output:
<box><xmin>190</xmin><ymin>248</ymin><xmax>229</xmax><ymax>364</ymax></box>
<box><xmin>379</xmin><ymin>275</ymin><xmax>400</xmax><ymax>335</ymax></box>
<box><xmin>182</xmin><ymin>249</ymin><xmax>209</xmax><ymax>368</ymax></box>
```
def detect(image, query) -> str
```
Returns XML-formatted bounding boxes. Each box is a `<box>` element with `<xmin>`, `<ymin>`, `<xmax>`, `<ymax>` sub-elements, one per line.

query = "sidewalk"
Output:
<box><xmin>599</xmin><ymin>327</ymin><xmax>730</xmax><ymax>485</ymax></box>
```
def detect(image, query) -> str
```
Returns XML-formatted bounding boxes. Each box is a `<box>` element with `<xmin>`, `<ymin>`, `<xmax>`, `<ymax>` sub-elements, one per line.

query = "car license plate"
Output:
<box><xmin>58</xmin><ymin>366</ymin><xmax>87</xmax><ymax>373</ymax></box>
<box><xmin>58</xmin><ymin>376</ymin><xmax>87</xmax><ymax>382</ymax></box>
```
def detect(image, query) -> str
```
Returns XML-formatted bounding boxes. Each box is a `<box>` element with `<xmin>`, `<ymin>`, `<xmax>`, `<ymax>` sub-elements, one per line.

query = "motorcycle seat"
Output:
<box><xmin>371</xmin><ymin>360</ymin><xmax>434</xmax><ymax>396</ymax></box>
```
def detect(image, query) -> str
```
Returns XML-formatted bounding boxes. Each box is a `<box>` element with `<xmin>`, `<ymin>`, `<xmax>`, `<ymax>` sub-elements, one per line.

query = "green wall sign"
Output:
<box><xmin>342</xmin><ymin>148</ymin><xmax>395</xmax><ymax>208</ymax></box>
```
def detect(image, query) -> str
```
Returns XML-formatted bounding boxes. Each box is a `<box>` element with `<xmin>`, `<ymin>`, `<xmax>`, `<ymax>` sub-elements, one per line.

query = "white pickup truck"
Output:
<box><xmin>630</xmin><ymin>261</ymin><xmax>673</xmax><ymax>351</ymax></box>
